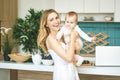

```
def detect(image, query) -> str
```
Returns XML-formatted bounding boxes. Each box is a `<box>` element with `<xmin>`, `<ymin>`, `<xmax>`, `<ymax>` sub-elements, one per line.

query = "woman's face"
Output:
<box><xmin>46</xmin><ymin>12</ymin><xmax>60</xmax><ymax>33</ymax></box>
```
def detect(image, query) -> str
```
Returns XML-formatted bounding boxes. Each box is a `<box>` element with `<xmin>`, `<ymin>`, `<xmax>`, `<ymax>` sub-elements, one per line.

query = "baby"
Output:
<box><xmin>56</xmin><ymin>11</ymin><xmax>96</xmax><ymax>66</ymax></box>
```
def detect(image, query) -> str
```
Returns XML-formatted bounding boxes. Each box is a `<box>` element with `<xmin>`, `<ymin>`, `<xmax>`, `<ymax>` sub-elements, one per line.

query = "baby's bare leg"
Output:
<box><xmin>74</xmin><ymin>54</ymin><xmax>84</xmax><ymax>66</ymax></box>
<box><xmin>75</xmin><ymin>41</ymin><xmax>82</xmax><ymax>55</ymax></box>
<box><xmin>74</xmin><ymin>41</ymin><xmax>84</xmax><ymax>66</ymax></box>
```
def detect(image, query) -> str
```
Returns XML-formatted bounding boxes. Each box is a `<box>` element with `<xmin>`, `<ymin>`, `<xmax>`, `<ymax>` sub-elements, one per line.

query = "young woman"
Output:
<box><xmin>37</xmin><ymin>9</ymin><xmax>80</xmax><ymax>80</ymax></box>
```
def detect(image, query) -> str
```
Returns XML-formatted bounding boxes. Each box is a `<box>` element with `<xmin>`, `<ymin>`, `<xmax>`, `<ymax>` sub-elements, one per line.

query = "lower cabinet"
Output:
<box><xmin>18</xmin><ymin>70</ymin><xmax>120</xmax><ymax>80</ymax></box>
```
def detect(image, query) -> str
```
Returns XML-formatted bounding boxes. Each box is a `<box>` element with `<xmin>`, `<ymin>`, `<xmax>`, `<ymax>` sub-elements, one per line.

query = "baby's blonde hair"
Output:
<box><xmin>65</xmin><ymin>11</ymin><xmax>78</xmax><ymax>23</ymax></box>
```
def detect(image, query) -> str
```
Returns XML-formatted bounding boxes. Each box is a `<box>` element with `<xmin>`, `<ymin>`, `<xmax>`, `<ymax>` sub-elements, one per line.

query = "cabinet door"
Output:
<box><xmin>84</xmin><ymin>0</ymin><xmax>99</xmax><ymax>13</ymax></box>
<box><xmin>55</xmin><ymin>0</ymin><xmax>84</xmax><ymax>13</ymax></box>
<box><xmin>55</xmin><ymin>0</ymin><xmax>69</xmax><ymax>13</ymax></box>
<box><xmin>68</xmin><ymin>0</ymin><xmax>84</xmax><ymax>13</ymax></box>
<box><xmin>100</xmin><ymin>0</ymin><xmax>114</xmax><ymax>13</ymax></box>
<box><xmin>114</xmin><ymin>0</ymin><xmax>120</xmax><ymax>22</ymax></box>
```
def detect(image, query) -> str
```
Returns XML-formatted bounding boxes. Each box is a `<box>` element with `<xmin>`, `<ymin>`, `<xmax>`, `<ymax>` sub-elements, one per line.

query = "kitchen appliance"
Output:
<box><xmin>95</xmin><ymin>46</ymin><xmax>120</xmax><ymax>66</ymax></box>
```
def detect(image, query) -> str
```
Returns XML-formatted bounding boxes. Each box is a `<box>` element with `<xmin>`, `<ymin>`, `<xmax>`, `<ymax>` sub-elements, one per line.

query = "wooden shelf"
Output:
<box><xmin>61</xmin><ymin>21</ymin><xmax>114</xmax><ymax>23</ymax></box>
<box><xmin>80</xmin><ymin>54</ymin><xmax>95</xmax><ymax>57</ymax></box>
<box><xmin>79</xmin><ymin>21</ymin><xmax>114</xmax><ymax>22</ymax></box>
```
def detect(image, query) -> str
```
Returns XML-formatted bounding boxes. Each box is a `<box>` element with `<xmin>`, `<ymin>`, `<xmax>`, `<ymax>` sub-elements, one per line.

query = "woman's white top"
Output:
<box><xmin>47</xmin><ymin>42</ymin><xmax>80</xmax><ymax>80</ymax></box>
<box><xmin>56</xmin><ymin>25</ymin><xmax>92</xmax><ymax>47</ymax></box>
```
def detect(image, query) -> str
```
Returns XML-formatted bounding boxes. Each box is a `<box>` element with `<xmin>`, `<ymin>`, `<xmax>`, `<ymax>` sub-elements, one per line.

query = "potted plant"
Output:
<box><xmin>0</xmin><ymin>27</ymin><xmax>17</xmax><ymax>61</ymax></box>
<box><xmin>12</xmin><ymin>8</ymin><xmax>43</xmax><ymax>54</ymax></box>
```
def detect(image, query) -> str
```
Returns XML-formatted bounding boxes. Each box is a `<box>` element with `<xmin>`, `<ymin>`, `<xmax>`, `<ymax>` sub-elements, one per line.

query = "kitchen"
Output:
<box><xmin>0</xmin><ymin>0</ymin><xmax>120</xmax><ymax>80</ymax></box>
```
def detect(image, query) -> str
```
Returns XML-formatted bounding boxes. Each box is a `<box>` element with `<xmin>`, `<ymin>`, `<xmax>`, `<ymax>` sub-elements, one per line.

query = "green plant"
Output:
<box><xmin>12</xmin><ymin>8</ymin><xmax>43</xmax><ymax>54</ymax></box>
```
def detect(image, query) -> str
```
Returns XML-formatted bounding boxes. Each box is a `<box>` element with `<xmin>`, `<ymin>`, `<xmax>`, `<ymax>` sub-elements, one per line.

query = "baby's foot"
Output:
<box><xmin>75</xmin><ymin>55</ymin><xmax>84</xmax><ymax>66</ymax></box>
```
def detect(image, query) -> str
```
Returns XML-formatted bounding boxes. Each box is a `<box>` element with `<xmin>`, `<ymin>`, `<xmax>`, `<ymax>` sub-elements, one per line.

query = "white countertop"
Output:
<box><xmin>0</xmin><ymin>61</ymin><xmax>120</xmax><ymax>76</ymax></box>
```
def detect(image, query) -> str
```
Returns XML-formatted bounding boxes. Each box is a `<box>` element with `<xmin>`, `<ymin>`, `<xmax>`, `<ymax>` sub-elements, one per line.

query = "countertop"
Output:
<box><xmin>0</xmin><ymin>61</ymin><xmax>120</xmax><ymax>76</ymax></box>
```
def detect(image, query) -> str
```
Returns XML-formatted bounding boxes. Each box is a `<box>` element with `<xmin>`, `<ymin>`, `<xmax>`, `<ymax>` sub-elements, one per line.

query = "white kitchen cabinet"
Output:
<box><xmin>100</xmin><ymin>0</ymin><xmax>114</xmax><ymax>13</ymax></box>
<box><xmin>55</xmin><ymin>0</ymin><xmax>84</xmax><ymax>13</ymax></box>
<box><xmin>114</xmin><ymin>0</ymin><xmax>120</xmax><ymax>22</ymax></box>
<box><xmin>84</xmin><ymin>0</ymin><xmax>99</xmax><ymax>13</ymax></box>
<box><xmin>55</xmin><ymin>0</ymin><xmax>68</xmax><ymax>13</ymax></box>
<box><xmin>84</xmin><ymin>0</ymin><xmax>114</xmax><ymax>13</ymax></box>
<box><xmin>55</xmin><ymin>0</ymin><xmax>115</xmax><ymax>13</ymax></box>
<box><xmin>69</xmin><ymin>0</ymin><xmax>84</xmax><ymax>13</ymax></box>
<box><xmin>55</xmin><ymin>0</ymin><xmax>115</xmax><ymax>22</ymax></box>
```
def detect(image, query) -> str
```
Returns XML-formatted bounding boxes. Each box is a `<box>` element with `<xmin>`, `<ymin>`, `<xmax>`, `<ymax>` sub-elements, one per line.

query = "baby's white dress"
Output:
<box><xmin>48</xmin><ymin>43</ymin><xmax>80</xmax><ymax>80</ymax></box>
<box><xmin>56</xmin><ymin>25</ymin><xmax>92</xmax><ymax>47</ymax></box>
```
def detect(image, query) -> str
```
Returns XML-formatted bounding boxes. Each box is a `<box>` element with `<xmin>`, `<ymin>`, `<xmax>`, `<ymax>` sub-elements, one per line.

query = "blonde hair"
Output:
<box><xmin>37</xmin><ymin>9</ymin><xmax>59</xmax><ymax>54</ymax></box>
<box><xmin>65</xmin><ymin>11</ymin><xmax>78</xmax><ymax>23</ymax></box>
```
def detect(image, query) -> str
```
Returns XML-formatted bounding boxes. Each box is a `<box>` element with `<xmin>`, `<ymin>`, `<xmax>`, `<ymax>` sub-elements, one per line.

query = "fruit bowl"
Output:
<box><xmin>41</xmin><ymin>59</ymin><xmax>54</xmax><ymax>66</ymax></box>
<box><xmin>8</xmin><ymin>53</ymin><xmax>31</xmax><ymax>63</ymax></box>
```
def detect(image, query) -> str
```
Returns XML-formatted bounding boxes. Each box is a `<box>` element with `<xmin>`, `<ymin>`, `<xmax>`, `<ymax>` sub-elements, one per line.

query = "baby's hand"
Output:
<box><xmin>92</xmin><ymin>36</ymin><xmax>97</xmax><ymax>42</ymax></box>
<box><xmin>74</xmin><ymin>55</ymin><xmax>84</xmax><ymax>66</ymax></box>
<box><xmin>73</xmin><ymin>59</ymin><xmax>78</xmax><ymax>67</ymax></box>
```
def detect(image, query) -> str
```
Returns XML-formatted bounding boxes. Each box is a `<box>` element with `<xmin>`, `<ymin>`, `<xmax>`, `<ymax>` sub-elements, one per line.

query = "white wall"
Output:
<box><xmin>18</xmin><ymin>0</ymin><xmax>54</xmax><ymax>18</ymax></box>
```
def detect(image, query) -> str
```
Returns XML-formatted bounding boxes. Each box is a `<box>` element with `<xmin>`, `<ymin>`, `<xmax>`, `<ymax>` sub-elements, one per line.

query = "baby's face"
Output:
<box><xmin>65</xmin><ymin>16</ymin><xmax>77</xmax><ymax>30</ymax></box>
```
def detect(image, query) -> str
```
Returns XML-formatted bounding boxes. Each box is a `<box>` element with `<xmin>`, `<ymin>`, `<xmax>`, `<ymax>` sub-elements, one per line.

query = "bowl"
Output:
<box><xmin>8</xmin><ymin>53</ymin><xmax>31</xmax><ymax>63</ymax></box>
<box><xmin>104</xmin><ymin>16</ymin><xmax>113</xmax><ymax>21</ymax></box>
<box><xmin>41</xmin><ymin>59</ymin><xmax>54</xmax><ymax>65</ymax></box>
<box><xmin>84</xmin><ymin>16</ymin><xmax>94</xmax><ymax>21</ymax></box>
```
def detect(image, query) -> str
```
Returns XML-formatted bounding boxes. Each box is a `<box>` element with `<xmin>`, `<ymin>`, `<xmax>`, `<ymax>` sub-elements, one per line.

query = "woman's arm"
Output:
<box><xmin>47</xmin><ymin>31</ymin><xmax>78</xmax><ymax>62</ymax></box>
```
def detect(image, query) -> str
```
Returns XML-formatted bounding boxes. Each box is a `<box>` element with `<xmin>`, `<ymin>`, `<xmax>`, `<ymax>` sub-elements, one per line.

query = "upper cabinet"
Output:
<box><xmin>100</xmin><ymin>0</ymin><xmax>114</xmax><ymax>13</ymax></box>
<box><xmin>84</xmin><ymin>0</ymin><xmax>99</xmax><ymax>13</ymax></box>
<box><xmin>55</xmin><ymin>0</ymin><xmax>84</xmax><ymax>13</ymax></box>
<box><xmin>114</xmin><ymin>0</ymin><xmax>120</xmax><ymax>22</ymax></box>
<box><xmin>55</xmin><ymin>0</ymin><xmax>68</xmax><ymax>13</ymax></box>
<box><xmin>55</xmin><ymin>0</ymin><xmax>115</xmax><ymax>13</ymax></box>
<box><xmin>68</xmin><ymin>0</ymin><xmax>84</xmax><ymax>13</ymax></box>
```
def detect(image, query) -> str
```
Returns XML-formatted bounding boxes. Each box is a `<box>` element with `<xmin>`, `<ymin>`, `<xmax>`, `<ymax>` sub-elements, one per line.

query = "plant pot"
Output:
<box><xmin>32</xmin><ymin>53</ymin><xmax>42</xmax><ymax>65</ymax></box>
<box><xmin>3</xmin><ymin>54</ymin><xmax>10</xmax><ymax>61</ymax></box>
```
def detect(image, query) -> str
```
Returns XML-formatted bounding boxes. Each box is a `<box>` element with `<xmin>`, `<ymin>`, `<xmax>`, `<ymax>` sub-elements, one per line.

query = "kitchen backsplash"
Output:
<box><xmin>78</xmin><ymin>22</ymin><xmax>120</xmax><ymax>57</ymax></box>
